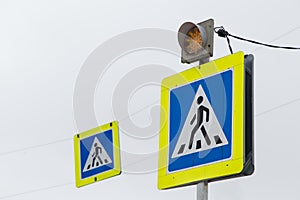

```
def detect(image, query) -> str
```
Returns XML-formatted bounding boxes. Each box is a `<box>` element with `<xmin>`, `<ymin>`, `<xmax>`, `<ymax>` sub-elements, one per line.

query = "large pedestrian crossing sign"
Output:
<box><xmin>158</xmin><ymin>52</ymin><xmax>248</xmax><ymax>189</ymax></box>
<box><xmin>74</xmin><ymin>121</ymin><xmax>121</xmax><ymax>188</ymax></box>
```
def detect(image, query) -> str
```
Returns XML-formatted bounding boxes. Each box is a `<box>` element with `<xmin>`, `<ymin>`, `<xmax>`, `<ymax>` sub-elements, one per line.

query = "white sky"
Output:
<box><xmin>1</xmin><ymin>0</ymin><xmax>300</xmax><ymax>199</ymax></box>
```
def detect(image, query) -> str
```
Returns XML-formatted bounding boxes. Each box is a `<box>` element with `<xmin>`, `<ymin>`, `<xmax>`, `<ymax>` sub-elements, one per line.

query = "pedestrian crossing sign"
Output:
<box><xmin>74</xmin><ymin>121</ymin><xmax>121</xmax><ymax>188</ymax></box>
<box><xmin>158</xmin><ymin>52</ymin><xmax>246</xmax><ymax>189</ymax></box>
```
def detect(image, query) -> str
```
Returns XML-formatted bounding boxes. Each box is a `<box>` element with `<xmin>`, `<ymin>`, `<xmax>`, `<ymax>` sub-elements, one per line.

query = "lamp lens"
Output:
<box><xmin>183</xmin><ymin>27</ymin><xmax>203</xmax><ymax>54</ymax></box>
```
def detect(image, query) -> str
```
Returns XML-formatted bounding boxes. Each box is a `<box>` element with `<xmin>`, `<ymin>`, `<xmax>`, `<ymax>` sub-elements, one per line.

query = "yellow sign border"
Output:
<box><xmin>158</xmin><ymin>52</ymin><xmax>245</xmax><ymax>189</ymax></box>
<box><xmin>74</xmin><ymin>121</ymin><xmax>121</xmax><ymax>188</ymax></box>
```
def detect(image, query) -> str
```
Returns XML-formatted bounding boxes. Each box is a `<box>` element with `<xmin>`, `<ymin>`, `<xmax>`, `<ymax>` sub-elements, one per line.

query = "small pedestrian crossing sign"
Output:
<box><xmin>74</xmin><ymin>121</ymin><xmax>121</xmax><ymax>188</ymax></box>
<box><xmin>158</xmin><ymin>52</ymin><xmax>246</xmax><ymax>189</ymax></box>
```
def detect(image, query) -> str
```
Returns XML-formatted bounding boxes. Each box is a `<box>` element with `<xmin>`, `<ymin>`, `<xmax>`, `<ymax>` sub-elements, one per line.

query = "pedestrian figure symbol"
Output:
<box><xmin>83</xmin><ymin>137</ymin><xmax>112</xmax><ymax>172</ymax></box>
<box><xmin>171</xmin><ymin>85</ymin><xmax>229</xmax><ymax>158</ymax></box>
<box><xmin>189</xmin><ymin>96</ymin><xmax>211</xmax><ymax>150</ymax></box>
<box><xmin>87</xmin><ymin>143</ymin><xmax>104</xmax><ymax>169</ymax></box>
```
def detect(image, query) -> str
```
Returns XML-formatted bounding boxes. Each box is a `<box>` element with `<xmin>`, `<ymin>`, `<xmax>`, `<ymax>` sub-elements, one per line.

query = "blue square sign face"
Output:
<box><xmin>80</xmin><ymin>130</ymin><xmax>114</xmax><ymax>179</ymax></box>
<box><xmin>168</xmin><ymin>69</ymin><xmax>233</xmax><ymax>173</ymax></box>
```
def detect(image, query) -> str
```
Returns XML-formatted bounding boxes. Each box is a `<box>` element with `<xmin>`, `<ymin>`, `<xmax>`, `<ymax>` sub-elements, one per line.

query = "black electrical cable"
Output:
<box><xmin>214</xmin><ymin>26</ymin><xmax>300</xmax><ymax>52</ymax></box>
<box><xmin>226</xmin><ymin>35</ymin><xmax>233</xmax><ymax>54</ymax></box>
<box><xmin>214</xmin><ymin>26</ymin><xmax>233</xmax><ymax>54</ymax></box>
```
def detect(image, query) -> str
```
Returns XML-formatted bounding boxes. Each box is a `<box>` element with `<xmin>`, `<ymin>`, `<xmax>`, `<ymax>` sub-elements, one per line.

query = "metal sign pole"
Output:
<box><xmin>196</xmin><ymin>57</ymin><xmax>210</xmax><ymax>200</ymax></box>
<box><xmin>197</xmin><ymin>181</ymin><xmax>208</xmax><ymax>200</ymax></box>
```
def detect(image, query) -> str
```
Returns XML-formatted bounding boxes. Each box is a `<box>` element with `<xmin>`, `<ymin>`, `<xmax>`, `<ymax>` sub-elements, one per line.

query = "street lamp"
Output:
<box><xmin>178</xmin><ymin>19</ymin><xmax>214</xmax><ymax>64</ymax></box>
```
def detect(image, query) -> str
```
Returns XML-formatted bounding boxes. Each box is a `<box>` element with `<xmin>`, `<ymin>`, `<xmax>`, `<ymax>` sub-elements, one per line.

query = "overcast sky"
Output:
<box><xmin>1</xmin><ymin>0</ymin><xmax>300</xmax><ymax>199</ymax></box>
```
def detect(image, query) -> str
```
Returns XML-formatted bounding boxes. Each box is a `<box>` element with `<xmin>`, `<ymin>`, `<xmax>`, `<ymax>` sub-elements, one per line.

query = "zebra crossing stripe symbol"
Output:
<box><xmin>83</xmin><ymin>137</ymin><xmax>112</xmax><ymax>172</ymax></box>
<box><xmin>171</xmin><ymin>85</ymin><xmax>228</xmax><ymax>158</ymax></box>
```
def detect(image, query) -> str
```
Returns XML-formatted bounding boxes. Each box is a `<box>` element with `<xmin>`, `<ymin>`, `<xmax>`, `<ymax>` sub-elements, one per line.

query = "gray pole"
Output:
<box><xmin>197</xmin><ymin>181</ymin><xmax>208</xmax><ymax>200</ymax></box>
<box><xmin>196</xmin><ymin>57</ymin><xmax>210</xmax><ymax>200</ymax></box>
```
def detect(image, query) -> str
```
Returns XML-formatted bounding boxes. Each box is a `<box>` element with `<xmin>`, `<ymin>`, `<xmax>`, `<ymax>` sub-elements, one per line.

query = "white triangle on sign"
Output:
<box><xmin>171</xmin><ymin>85</ymin><xmax>228</xmax><ymax>158</ymax></box>
<box><xmin>83</xmin><ymin>137</ymin><xmax>112</xmax><ymax>172</ymax></box>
